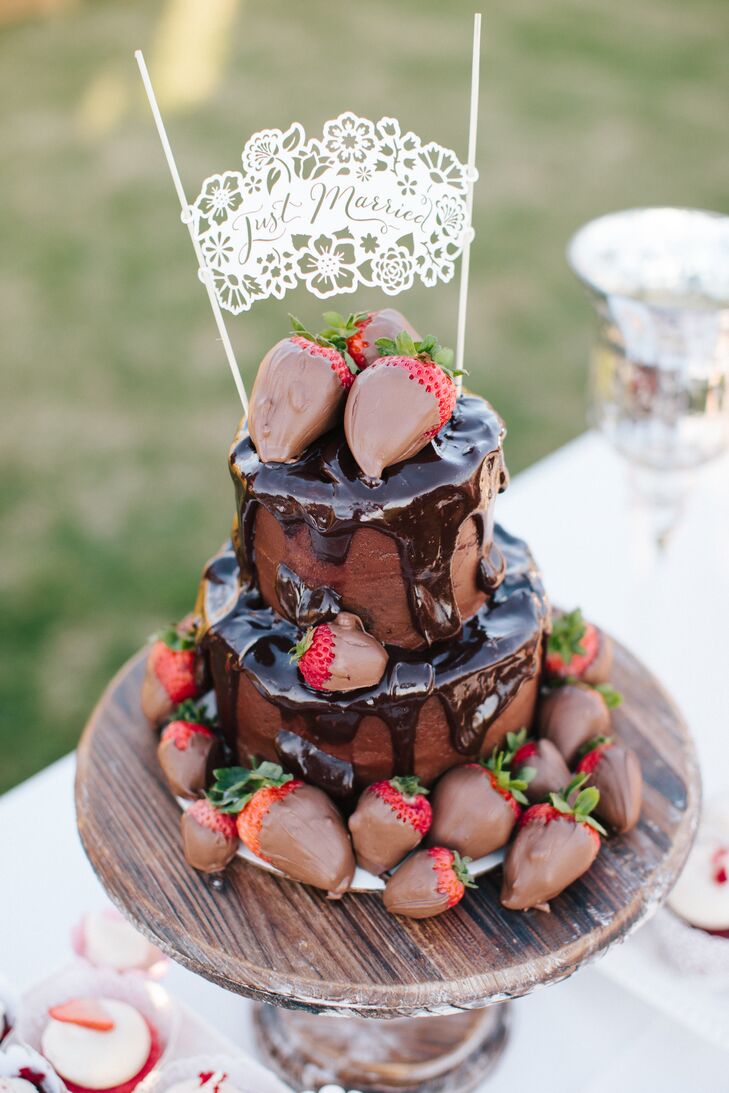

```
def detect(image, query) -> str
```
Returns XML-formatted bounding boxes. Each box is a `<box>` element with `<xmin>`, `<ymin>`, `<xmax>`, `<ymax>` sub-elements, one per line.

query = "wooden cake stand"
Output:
<box><xmin>76</xmin><ymin>640</ymin><xmax>699</xmax><ymax>1093</ymax></box>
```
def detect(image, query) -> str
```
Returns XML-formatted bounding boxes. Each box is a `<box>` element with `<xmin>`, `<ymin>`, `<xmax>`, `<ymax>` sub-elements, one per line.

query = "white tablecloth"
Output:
<box><xmin>4</xmin><ymin>432</ymin><xmax>729</xmax><ymax>1091</ymax></box>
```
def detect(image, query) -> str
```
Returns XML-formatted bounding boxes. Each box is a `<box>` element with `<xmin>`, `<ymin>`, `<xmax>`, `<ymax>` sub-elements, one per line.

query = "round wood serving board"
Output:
<box><xmin>75</xmin><ymin>641</ymin><xmax>700</xmax><ymax>1019</ymax></box>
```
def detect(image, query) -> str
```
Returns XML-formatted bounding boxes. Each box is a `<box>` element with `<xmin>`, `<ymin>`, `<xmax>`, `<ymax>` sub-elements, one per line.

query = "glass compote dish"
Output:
<box><xmin>568</xmin><ymin>207</ymin><xmax>729</xmax><ymax>550</ymax></box>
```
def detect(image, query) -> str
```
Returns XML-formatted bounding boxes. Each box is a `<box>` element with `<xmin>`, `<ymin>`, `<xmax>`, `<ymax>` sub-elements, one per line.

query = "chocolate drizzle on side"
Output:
<box><xmin>274</xmin><ymin>563</ymin><xmax>341</xmax><ymax>628</ymax></box>
<box><xmin>200</xmin><ymin>526</ymin><xmax>548</xmax><ymax>794</ymax></box>
<box><xmin>229</xmin><ymin>395</ymin><xmax>508</xmax><ymax>647</ymax></box>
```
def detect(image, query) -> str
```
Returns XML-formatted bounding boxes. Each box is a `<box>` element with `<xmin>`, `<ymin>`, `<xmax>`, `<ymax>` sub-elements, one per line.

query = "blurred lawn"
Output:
<box><xmin>1</xmin><ymin>0</ymin><xmax>728</xmax><ymax>791</ymax></box>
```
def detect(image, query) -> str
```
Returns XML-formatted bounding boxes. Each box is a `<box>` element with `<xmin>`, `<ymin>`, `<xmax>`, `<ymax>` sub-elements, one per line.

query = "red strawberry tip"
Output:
<box><xmin>187</xmin><ymin>798</ymin><xmax>237</xmax><ymax>838</ymax></box>
<box><xmin>164</xmin><ymin>699</ymin><xmax>216</xmax><ymax>730</ymax></box>
<box><xmin>482</xmin><ymin>745</ymin><xmax>535</xmax><ymax>806</ymax></box>
<box><xmin>389</xmin><ymin>775</ymin><xmax>429</xmax><ymax>800</ymax></box>
<box><xmin>206</xmin><ymin>759</ymin><xmax>295</xmax><ymax>814</ymax></box>
<box><xmin>288</xmin><ymin>313</ymin><xmax>357</xmax><ymax>376</ymax></box>
<box><xmin>375</xmin><ymin>331</ymin><xmax>464</xmax><ymax>378</ymax></box>
<box><xmin>153</xmin><ymin>622</ymin><xmax>197</xmax><ymax>652</ymax></box>
<box><xmin>547</xmin><ymin>773</ymin><xmax>607</xmax><ymax>836</ymax></box>
<box><xmin>576</xmin><ymin>734</ymin><xmax>614</xmax><ymax>766</ymax></box>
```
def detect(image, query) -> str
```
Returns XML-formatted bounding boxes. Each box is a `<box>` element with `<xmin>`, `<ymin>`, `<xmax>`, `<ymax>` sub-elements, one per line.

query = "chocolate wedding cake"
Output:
<box><xmin>193</xmin><ymin>310</ymin><xmax>549</xmax><ymax>802</ymax></box>
<box><xmin>141</xmin><ymin>306</ymin><xmax>640</xmax><ymax>912</ymax></box>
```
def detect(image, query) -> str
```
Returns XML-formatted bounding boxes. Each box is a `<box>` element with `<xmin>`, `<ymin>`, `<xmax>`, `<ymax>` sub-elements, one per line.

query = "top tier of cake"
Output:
<box><xmin>229</xmin><ymin>393</ymin><xmax>508</xmax><ymax>650</ymax></box>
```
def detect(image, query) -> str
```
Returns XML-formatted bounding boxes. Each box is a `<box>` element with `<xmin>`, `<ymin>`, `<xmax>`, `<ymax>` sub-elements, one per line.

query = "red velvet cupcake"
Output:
<box><xmin>40</xmin><ymin>998</ymin><xmax>161</xmax><ymax>1093</ymax></box>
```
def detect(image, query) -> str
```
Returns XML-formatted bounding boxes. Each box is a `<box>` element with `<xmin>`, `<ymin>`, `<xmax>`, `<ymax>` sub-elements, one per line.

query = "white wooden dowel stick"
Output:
<box><xmin>134</xmin><ymin>49</ymin><xmax>249</xmax><ymax>415</ymax></box>
<box><xmin>454</xmin><ymin>13</ymin><xmax>481</xmax><ymax>391</ymax></box>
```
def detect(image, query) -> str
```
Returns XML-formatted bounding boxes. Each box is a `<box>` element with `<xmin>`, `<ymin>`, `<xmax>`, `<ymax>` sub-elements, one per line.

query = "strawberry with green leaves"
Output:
<box><xmin>290</xmin><ymin>612</ymin><xmax>387</xmax><ymax>692</ymax></box>
<box><xmin>383</xmin><ymin>847</ymin><xmax>476</xmax><ymax>919</ymax></box>
<box><xmin>349</xmin><ymin>776</ymin><xmax>432</xmax><ymax>876</ymax></box>
<box><xmin>141</xmin><ymin>619</ymin><xmax>207</xmax><ymax>726</ymax></box>
<box><xmin>180</xmin><ymin>798</ymin><xmax>238</xmax><ymax>874</ymax></box>
<box><xmin>501</xmin><ymin>774</ymin><xmax>606</xmax><ymax>911</ymax></box>
<box><xmin>344</xmin><ymin>331</ymin><xmax>464</xmax><ymax>479</ymax></box>
<box><xmin>508</xmin><ymin>728</ymin><xmax>571</xmax><ymax>804</ymax></box>
<box><xmin>576</xmin><ymin>736</ymin><xmax>643</xmax><ymax>834</ymax></box>
<box><xmin>320</xmin><ymin>307</ymin><xmax>421</xmax><ymax>369</ymax></box>
<box><xmin>207</xmin><ymin>760</ymin><xmax>355</xmax><ymax>897</ymax></box>
<box><xmin>537</xmin><ymin>679</ymin><xmax>622</xmax><ymax>765</ymax></box>
<box><xmin>157</xmin><ymin>700</ymin><xmax>222</xmax><ymax>800</ymax></box>
<box><xmin>247</xmin><ymin>317</ymin><xmax>355</xmax><ymax>465</ymax></box>
<box><xmin>545</xmin><ymin>608</ymin><xmax>613</xmax><ymax>685</ymax></box>
<box><xmin>427</xmin><ymin>746</ymin><xmax>535</xmax><ymax>860</ymax></box>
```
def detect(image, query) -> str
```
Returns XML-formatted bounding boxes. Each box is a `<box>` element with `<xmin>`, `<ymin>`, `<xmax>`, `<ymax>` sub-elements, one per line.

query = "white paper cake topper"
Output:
<box><xmin>188</xmin><ymin>114</ymin><xmax>477</xmax><ymax>313</ymax></box>
<box><xmin>135</xmin><ymin>13</ymin><xmax>481</xmax><ymax>411</ymax></box>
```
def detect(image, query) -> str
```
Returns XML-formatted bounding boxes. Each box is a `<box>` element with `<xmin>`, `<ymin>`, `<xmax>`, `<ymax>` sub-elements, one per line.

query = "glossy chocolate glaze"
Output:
<box><xmin>200</xmin><ymin>524</ymin><xmax>548</xmax><ymax>795</ymax></box>
<box><xmin>229</xmin><ymin>395</ymin><xmax>508</xmax><ymax>648</ymax></box>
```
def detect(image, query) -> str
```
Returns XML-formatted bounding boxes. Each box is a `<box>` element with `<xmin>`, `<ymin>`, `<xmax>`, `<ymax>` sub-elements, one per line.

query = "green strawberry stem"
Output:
<box><xmin>483</xmin><ymin>746</ymin><xmax>535</xmax><ymax>806</ymax></box>
<box><xmin>594</xmin><ymin>682</ymin><xmax>623</xmax><ymax>708</ymax></box>
<box><xmin>375</xmin><ymin>332</ymin><xmax>466</xmax><ymax>378</ymax></box>
<box><xmin>206</xmin><ymin>758</ymin><xmax>293</xmax><ymax>814</ymax></box>
<box><xmin>154</xmin><ymin>624</ymin><xmax>196</xmax><ymax>651</ymax></box>
<box><xmin>576</xmin><ymin>734</ymin><xmax>614</xmax><ymax>761</ymax></box>
<box><xmin>289</xmin><ymin>628</ymin><xmax>315</xmax><ymax>664</ymax></box>
<box><xmin>289</xmin><ymin>313</ymin><xmax>358</xmax><ymax>374</ymax></box>
<box><xmin>504</xmin><ymin>727</ymin><xmax>528</xmax><ymax>760</ymax></box>
<box><xmin>320</xmin><ymin>310</ymin><xmax>370</xmax><ymax>338</ymax></box>
<box><xmin>167</xmin><ymin>699</ymin><xmax>216</xmax><ymax>729</ymax></box>
<box><xmin>547</xmin><ymin>608</ymin><xmax>587</xmax><ymax>661</ymax></box>
<box><xmin>451</xmin><ymin>850</ymin><xmax>477</xmax><ymax>889</ymax></box>
<box><xmin>550</xmin><ymin>773</ymin><xmax>607</xmax><ymax>835</ymax></box>
<box><xmin>390</xmin><ymin>775</ymin><xmax>429</xmax><ymax>799</ymax></box>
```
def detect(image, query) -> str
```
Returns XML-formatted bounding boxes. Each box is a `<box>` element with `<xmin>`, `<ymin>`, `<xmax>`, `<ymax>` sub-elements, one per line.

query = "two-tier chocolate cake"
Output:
<box><xmin>137</xmin><ymin>305</ymin><xmax>641</xmax><ymax>911</ymax></box>
<box><xmin>193</xmin><ymin>310</ymin><xmax>549</xmax><ymax>802</ymax></box>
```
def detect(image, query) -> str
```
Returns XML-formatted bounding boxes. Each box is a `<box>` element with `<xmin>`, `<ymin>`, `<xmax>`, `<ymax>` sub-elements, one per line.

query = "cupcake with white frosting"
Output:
<box><xmin>16</xmin><ymin>969</ymin><xmax>176</xmax><ymax>1093</ymax></box>
<box><xmin>72</xmin><ymin>910</ymin><xmax>165</xmax><ymax>976</ymax></box>
<box><xmin>655</xmin><ymin>793</ymin><xmax>729</xmax><ymax>978</ymax></box>
<box><xmin>0</xmin><ymin>1043</ymin><xmax>64</xmax><ymax>1093</ymax></box>
<box><xmin>136</xmin><ymin>1055</ymin><xmax>290</xmax><ymax>1093</ymax></box>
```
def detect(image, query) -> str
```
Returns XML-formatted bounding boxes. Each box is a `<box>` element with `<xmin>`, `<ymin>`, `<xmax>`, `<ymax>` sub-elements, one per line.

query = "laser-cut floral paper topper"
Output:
<box><xmin>188</xmin><ymin>113</ymin><xmax>477</xmax><ymax>314</ymax></box>
<box><xmin>135</xmin><ymin>14</ymin><xmax>481</xmax><ymax>412</ymax></box>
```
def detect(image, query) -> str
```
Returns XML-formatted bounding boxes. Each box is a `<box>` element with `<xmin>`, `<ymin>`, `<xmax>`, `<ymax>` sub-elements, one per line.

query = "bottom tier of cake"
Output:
<box><xmin>198</xmin><ymin>525</ymin><xmax>549</xmax><ymax>799</ymax></box>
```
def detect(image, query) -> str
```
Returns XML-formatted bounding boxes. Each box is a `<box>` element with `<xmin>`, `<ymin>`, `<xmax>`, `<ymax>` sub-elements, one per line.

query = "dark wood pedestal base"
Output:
<box><xmin>254</xmin><ymin>1004</ymin><xmax>509</xmax><ymax>1093</ymax></box>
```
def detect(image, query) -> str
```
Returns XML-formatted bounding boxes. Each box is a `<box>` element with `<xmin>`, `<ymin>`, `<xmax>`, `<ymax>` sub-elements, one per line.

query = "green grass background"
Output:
<box><xmin>1</xmin><ymin>0</ymin><xmax>727</xmax><ymax>791</ymax></box>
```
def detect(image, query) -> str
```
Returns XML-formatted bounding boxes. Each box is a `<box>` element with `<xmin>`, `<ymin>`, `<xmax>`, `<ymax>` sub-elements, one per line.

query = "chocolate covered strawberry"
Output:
<box><xmin>290</xmin><ymin>612</ymin><xmax>387</xmax><ymax>692</ymax></box>
<box><xmin>545</xmin><ymin>608</ymin><xmax>613</xmax><ymax>685</ymax></box>
<box><xmin>509</xmin><ymin>730</ymin><xmax>571</xmax><ymax>804</ymax></box>
<box><xmin>349</xmin><ymin>776</ymin><xmax>432</xmax><ymax>875</ymax></box>
<box><xmin>321</xmin><ymin>307</ymin><xmax>421</xmax><ymax>369</ymax></box>
<box><xmin>536</xmin><ymin>681</ymin><xmax>621</xmax><ymax>765</ymax></box>
<box><xmin>157</xmin><ymin>701</ymin><xmax>222</xmax><ymax>800</ymax></box>
<box><xmin>577</xmin><ymin>737</ymin><xmax>643</xmax><ymax>834</ymax></box>
<box><xmin>180</xmin><ymin>798</ymin><xmax>238</xmax><ymax>874</ymax></box>
<box><xmin>383</xmin><ymin>847</ymin><xmax>475</xmax><ymax>919</ymax></box>
<box><xmin>344</xmin><ymin>332</ymin><xmax>463</xmax><ymax>479</ymax></box>
<box><xmin>501</xmin><ymin>774</ymin><xmax>606</xmax><ymax>911</ymax></box>
<box><xmin>141</xmin><ymin>620</ymin><xmax>206</xmax><ymax>725</ymax></box>
<box><xmin>427</xmin><ymin>748</ymin><xmax>534</xmax><ymax>860</ymax></box>
<box><xmin>248</xmin><ymin>318</ymin><xmax>354</xmax><ymax>464</ymax></box>
<box><xmin>208</xmin><ymin>761</ymin><xmax>355</xmax><ymax>897</ymax></box>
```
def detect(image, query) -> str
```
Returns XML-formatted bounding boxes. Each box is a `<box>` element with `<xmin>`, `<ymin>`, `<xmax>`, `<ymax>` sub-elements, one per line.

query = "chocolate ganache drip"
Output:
<box><xmin>199</xmin><ymin>525</ymin><xmax>548</xmax><ymax>795</ymax></box>
<box><xmin>229</xmin><ymin>395</ymin><xmax>508</xmax><ymax>648</ymax></box>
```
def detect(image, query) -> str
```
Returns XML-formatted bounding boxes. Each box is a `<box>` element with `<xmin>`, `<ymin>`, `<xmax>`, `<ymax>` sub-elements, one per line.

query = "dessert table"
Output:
<box><xmin>4</xmin><ymin>431</ymin><xmax>729</xmax><ymax>1091</ymax></box>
